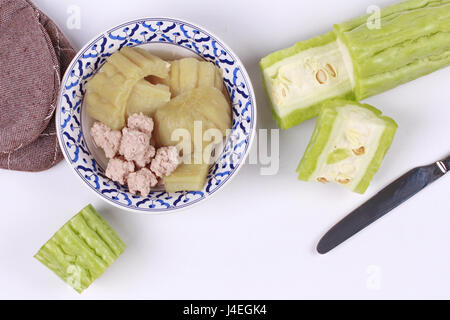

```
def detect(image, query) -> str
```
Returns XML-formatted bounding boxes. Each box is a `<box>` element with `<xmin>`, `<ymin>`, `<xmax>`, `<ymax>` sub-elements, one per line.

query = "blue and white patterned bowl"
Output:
<box><xmin>56</xmin><ymin>18</ymin><xmax>256</xmax><ymax>213</ymax></box>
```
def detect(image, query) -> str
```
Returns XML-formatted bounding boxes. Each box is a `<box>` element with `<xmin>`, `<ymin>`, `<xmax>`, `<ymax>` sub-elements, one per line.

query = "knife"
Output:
<box><xmin>317</xmin><ymin>155</ymin><xmax>450</xmax><ymax>254</ymax></box>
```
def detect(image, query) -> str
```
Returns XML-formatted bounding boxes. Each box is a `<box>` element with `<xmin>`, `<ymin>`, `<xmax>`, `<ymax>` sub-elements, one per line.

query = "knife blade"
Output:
<box><xmin>317</xmin><ymin>155</ymin><xmax>450</xmax><ymax>254</ymax></box>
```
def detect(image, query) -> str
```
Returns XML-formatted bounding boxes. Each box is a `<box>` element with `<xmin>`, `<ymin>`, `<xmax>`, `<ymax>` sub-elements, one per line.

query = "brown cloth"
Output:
<box><xmin>0</xmin><ymin>0</ymin><xmax>75</xmax><ymax>172</ymax></box>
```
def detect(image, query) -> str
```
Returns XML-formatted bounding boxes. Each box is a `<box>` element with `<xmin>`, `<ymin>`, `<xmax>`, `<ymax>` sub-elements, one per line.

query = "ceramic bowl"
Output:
<box><xmin>56</xmin><ymin>17</ymin><xmax>256</xmax><ymax>213</ymax></box>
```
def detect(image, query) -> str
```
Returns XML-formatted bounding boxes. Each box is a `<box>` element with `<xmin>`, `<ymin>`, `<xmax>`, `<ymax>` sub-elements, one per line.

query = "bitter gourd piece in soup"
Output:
<box><xmin>126</xmin><ymin>79</ymin><xmax>171</xmax><ymax>117</ymax></box>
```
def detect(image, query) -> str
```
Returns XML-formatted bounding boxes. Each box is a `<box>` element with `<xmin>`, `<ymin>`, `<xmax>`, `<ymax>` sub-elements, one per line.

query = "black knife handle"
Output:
<box><xmin>443</xmin><ymin>155</ymin><xmax>450</xmax><ymax>171</ymax></box>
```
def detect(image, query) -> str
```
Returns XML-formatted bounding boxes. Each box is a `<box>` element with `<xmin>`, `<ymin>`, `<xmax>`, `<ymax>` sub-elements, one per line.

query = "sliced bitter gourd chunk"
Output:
<box><xmin>296</xmin><ymin>100</ymin><xmax>397</xmax><ymax>194</ymax></box>
<box><xmin>167</xmin><ymin>59</ymin><xmax>224</xmax><ymax>97</ymax></box>
<box><xmin>259</xmin><ymin>31</ymin><xmax>355</xmax><ymax>129</ymax></box>
<box><xmin>179</xmin><ymin>57</ymin><xmax>200</xmax><ymax>93</ymax></box>
<box><xmin>154</xmin><ymin>87</ymin><xmax>231</xmax><ymax>148</ymax></box>
<box><xmin>86</xmin><ymin>72</ymin><xmax>135</xmax><ymax>109</ymax></box>
<box><xmin>85</xmin><ymin>51</ymin><xmax>139</xmax><ymax>130</ymax></box>
<box><xmin>34</xmin><ymin>204</ymin><xmax>126</xmax><ymax>293</ymax></box>
<box><xmin>214</xmin><ymin>67</ymin><xmax>224</xmax><ymax>92</ymax></box>
<box><xmin>107</xmin><ymin>50</ymin><xmax>144</xmax><ymax>80</ymax></box>
<box><xmin>198</xmin><ymin>61</ymin><xmax>217</xmax><ymax>88</ymax></box>
<box><xmin>126</xmin><ymin>79</ymin><xmax>171</xmax><ymax>117</ymax></box>
<box><xmin>86</xmin><ymin>47</ymin><xmax>171</xmax><ymax>130</ymax></box>
<box><xmin>163</xmin><ymin>153</ymin><xmax>211</xmax><ymax>192</ymax></box>
<box><xmin>85</xmin><ymin>92</ymin><xmax>127</xmax><ymax>130</ymax></box>
<box><xmin>120</xmin><ymin>47</ymin><xmax>170</xmax><ymax>79</ymax></box>
<box><xmin>169</xmin><ymin>60</ymin><xmax>181</xmax><ymax>96</ymax></box>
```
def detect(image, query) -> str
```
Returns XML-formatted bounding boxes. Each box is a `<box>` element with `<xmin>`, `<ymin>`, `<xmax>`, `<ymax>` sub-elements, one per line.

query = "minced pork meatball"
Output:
<box><xmin>150</xmin><ymin>146</ymin><xmax>180</xmax><ymax>177</ymax></box>
<box><xmin>105</xmin><ymin>158</ymin><xmax>135</xmax><ymax>185</ymax></box>
<box><xmin>90</xmin><ymin>122</ymin><xmax>122</xmax><ymax>158</ymax></box>
<box><xmin>127</xmin><ymin>113</ymin><xmax>154</xmax><ymax>137</ymax></box>
<box><xmin>127</xmin><ymin>168</ymin><xmax>158</xmax><ymax>197</ymax></box>
<box><xmin>119</xmin><ymin>128</ymin><xmax>155</xmax><ymax>168</ymax></box>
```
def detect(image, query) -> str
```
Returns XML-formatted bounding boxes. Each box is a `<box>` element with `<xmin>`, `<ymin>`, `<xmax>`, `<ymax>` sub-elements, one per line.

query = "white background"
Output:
<box><xmin>1</xmin><ymin>0</ymin><xmax>449</xmax><ymax>299</ymax></box>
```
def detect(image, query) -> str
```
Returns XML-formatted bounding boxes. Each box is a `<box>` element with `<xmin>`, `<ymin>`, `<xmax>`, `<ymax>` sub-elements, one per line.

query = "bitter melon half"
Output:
<box><xmin>260</xmin><ymin>0</ymin><xmax>450</xmax><ymax>129</ymax></box>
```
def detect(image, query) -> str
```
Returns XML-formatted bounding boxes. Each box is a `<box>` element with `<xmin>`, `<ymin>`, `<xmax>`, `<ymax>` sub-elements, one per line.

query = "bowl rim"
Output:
<box><xmin>56</xmin><ymin>16</ymin><xmax>257</xmax><ymax>215</ymax></box>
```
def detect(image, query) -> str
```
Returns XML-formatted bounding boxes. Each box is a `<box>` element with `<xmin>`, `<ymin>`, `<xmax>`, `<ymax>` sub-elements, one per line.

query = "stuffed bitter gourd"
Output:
<box><xmin>296</xmin><ymin>100</ymin><xmax>397</xmax><ymax>194</ymax></box>
<box><xmin>260</xmin><ymin>0</ymin><xmax>450</xmax><ymax>129</ymax></box>
<box><xmin>34</xmin><ymin>204</ymin><xmax>126</xmax><ymax>293</ymax></box>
